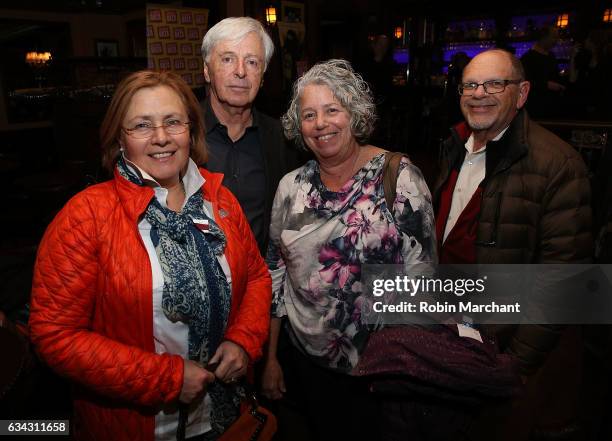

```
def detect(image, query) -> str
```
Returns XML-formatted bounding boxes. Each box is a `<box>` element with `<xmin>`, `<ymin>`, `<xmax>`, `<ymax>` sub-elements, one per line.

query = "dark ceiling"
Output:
<box><xmin>0</xmin><ymin>0</ymin><xmax>185</xmax><ymax>14</ymax></box>
<box><xmin>0</xmin><ymin>0</ymin><xmax>597</xmax><ymax>15</ymax></box>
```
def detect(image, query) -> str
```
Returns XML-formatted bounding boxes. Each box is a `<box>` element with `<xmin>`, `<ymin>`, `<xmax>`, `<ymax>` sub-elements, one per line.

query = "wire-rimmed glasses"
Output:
<box><xmin>458</xmin><ymin>79</ymin><xmax>522</xmax><ymax>96</ymax></box>
<box><xmin>123</xmin><ymin>120</ymin><xmax>191</xmax><ymax>139</ymax></box>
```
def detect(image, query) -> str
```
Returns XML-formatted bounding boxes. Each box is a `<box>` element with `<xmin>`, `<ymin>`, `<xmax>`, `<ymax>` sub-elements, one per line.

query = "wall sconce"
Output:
<box><xmin>394</xmin><ymin>26</ymin><xmax>403</xmax><ymax>39</ymax></box>
<box><xmin>25</xmin><ymin>51</ymin><xmax>52</xmax><ymax>67</ymax></box>
<box><xmin>604</xmin><ymin>9</ymin><xmax>612</xmax><ymax>23</ymax></box>
<box><xmin>25</xmin><ymin>51</ymin><xmax>52</xmax><ymax>88</ymax></box>
<box><xmin>556</xmin><ymin>13</ymin><xmax>569</xmax><ymax>28</ymax></box>
<box><xmin>265</xmin><ymin>6</ymin><xmax>277</xmax><ymax>25</ymax></box>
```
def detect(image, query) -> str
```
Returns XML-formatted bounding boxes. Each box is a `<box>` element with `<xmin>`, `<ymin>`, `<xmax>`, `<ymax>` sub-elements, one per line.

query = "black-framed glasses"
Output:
<box><xmin>123</xmin><ymin>120</ymin><xmax>191</xmax><ymax>139</ymax></box>
<box><xmin>458</xmin><ymin>79</ymin><xmax>522</xmax><ymax>96</ymax></box>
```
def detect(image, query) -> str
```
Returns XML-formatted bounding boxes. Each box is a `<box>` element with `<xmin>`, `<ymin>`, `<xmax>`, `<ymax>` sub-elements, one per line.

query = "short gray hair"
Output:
<box><xmin>201</xmin><ymin>17</ymin><xmax>274</xmax><ymax>71</ymax></box>
<box><xmin>282</xmin><ymin>59</ymin><xmax>377</xmax><ymax>151</ymax></box>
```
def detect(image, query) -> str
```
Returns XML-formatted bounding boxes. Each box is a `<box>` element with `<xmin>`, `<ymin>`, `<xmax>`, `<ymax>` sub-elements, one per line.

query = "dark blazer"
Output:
<box><xmin>202</xmin><ymin>99</ymin><xmax>302</xmax><ymax>255</ymax></box>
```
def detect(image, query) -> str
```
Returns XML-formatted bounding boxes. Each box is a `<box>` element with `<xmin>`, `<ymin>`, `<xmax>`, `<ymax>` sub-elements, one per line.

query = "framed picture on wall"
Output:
<box><xmin>281</xmin><ymin>1</ymin><xmax>304</xmax><ymax>23</ymax></box>
<box><xmin>95</xmin><ymin>40</ymin><xmax>119</xmax><ymax>57</ymax></box>
<box><xmin>277</xmin><ymin>22</ymin><xmax>305</xmax><ymax>48</ymax></box>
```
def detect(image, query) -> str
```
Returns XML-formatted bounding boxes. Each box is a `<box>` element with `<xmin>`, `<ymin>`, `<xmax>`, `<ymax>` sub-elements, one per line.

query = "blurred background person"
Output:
<box><xmin>568</xmin><ymin>30</ymin><xmax>612</xmax><ymax>120</ymax></box>
<box><xmin>446</xmin><ymin>51</ymin><xmax>472</xmax><ymax>125</ymax></box>
<box><xmin>521</xmin><ymin>25</ymin><xmax>566</xmax><ymax>119</ymax></box>
<box><xmin>359</xmin><ymin>33</ymin><xmax>395</xmax><ymax>147</ymax></box>
<box><xmin>29</xmin><ymin>70</ymin><xmax>271</xmax><ymax>441</ymax></box>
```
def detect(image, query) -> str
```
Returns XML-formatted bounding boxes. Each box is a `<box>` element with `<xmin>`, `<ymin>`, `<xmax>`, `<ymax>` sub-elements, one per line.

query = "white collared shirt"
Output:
<box><xmin>126</xmin><ymin>158</ymin><xmax>231</xmax><ymax>440</ymax></box>
<box><xmin>442</xmin><ymin>127</ymin><xmax>509</xmax><ymax>243</ymax></box>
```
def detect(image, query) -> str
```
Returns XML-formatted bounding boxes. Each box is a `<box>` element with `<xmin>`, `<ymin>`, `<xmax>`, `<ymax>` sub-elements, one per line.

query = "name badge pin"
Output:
<box><xmin>193</xmin><ymin>218</ymin><xmax>210</xmax><ymax>232</ymax></box>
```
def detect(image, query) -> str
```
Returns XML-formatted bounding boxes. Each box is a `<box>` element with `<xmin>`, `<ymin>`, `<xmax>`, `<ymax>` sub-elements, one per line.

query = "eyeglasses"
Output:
<box><xmin>458</xmin><ymin>79</ymin><xmax>522</xmax><ymax>96</ymax></box>
<box><xmin>123</xmin><ymin>120</ymin><xmax>191</xmax><ymax>139</ymax></box>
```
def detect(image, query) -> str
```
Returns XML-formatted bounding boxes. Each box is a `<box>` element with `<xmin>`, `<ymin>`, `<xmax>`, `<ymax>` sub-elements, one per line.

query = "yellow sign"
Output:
<box><xmin>146</xmin><ymin>4</ymin><xmax>209</xmax><ymax>86</ymax></box>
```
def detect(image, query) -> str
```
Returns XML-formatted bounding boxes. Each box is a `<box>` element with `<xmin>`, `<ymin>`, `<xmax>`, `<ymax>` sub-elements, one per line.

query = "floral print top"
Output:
<box><xmin>266</xmin><ymin>152</ymin><xmax>437</xmax><ymax>372</ymax></box>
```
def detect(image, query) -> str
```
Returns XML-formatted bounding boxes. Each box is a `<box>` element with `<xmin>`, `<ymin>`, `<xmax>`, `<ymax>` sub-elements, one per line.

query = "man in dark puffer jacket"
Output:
<box><xmin>434</xmin><ymin>49</ymin><xmax>592</xmax><ymax>440</ymax></box>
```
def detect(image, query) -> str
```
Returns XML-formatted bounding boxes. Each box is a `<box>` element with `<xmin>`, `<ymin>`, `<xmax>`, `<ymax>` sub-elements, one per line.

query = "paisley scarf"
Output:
<box><xmin>118</xmin><ymin>158</ymin><xmax>240</xmax><ymax>433</ymax></box>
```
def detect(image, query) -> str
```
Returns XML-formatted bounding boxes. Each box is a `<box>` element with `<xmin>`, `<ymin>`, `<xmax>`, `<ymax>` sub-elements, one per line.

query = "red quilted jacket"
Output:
<box><xmin>29</xmin><ymin>168</ymin><xmax>272</xmax><ymax>441</ymax></box>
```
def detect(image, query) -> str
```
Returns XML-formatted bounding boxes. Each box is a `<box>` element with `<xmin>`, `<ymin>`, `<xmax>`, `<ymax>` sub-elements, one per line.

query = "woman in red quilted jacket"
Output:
<box><xmin>29</xmin><ymin>70</ymin><xmax>272</xmax><ymax>441</ymax></box>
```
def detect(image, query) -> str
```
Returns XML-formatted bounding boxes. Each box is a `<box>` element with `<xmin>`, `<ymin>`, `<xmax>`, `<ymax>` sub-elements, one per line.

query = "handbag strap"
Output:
<box><xmin>241</xmin><ymin>380</ymin><xmax>260</xmax><ymax>411</ymax></box>
<box><xmin>177</xmin><ymin>403</ymin><xmax>188</xmax><ymax>441</ymax></box>
<box><xmin>242</xmin><ymin>383</ymin><xmax>271</xmax><ymax>441</ymax></box>
<box><xmin>382</xmin><ymin>151</ymin><xmax>405</xmax><ymax>211</ymax></box>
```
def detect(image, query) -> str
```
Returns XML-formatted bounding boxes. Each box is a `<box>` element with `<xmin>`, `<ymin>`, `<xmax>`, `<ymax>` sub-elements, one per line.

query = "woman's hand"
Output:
<box><xmin>179</xmin><ymin>360</ymin><xmax>215</xmax><ymax>404</ymax></box>
<box><xmin>208</xmin><ymin>341</ymin><xmax>249</xmax><ymax>384</ymax></box>
<box><xmin>261</xmin><ymin>357</ymin><xmax>286</xmax><ymax>400</ymax></box>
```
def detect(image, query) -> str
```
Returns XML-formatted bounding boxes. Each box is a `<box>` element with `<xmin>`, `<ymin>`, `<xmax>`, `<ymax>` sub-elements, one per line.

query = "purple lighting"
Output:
<box><xmin>443</xmin><ymin>41</ymin><xmax>495</xmax><ymax>63</ymax></box>
<box><xmin>509</xmin><ymin>40</ymin><xmax>574</xmax><ymax>60</ymax></box>
<box><xmin>508</xmin><ymin>41</ymin><xmax>533</xmax><ymax>58</ymax></box>
<box><xmin>509</xmin><ymin>14</ymin><xmax>557</xmax><ymax>35</ymax></box>
<box><xmin>393</xmin><ymin>49</ymin><xmax>409</xmax><ymax>65</ymax></box>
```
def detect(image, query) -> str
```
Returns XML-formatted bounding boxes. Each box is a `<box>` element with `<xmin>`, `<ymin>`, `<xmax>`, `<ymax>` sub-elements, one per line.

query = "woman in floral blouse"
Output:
<box><xmin>261</xmin><ymin>59</ymin><xmax>436</xmax><ymax>441</ymax></box>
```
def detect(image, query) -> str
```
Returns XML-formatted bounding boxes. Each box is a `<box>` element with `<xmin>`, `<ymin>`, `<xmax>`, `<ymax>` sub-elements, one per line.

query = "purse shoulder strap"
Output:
<box><xmin>242</xmin><ymin>380</ymin><xmax>260</xmax><ymax>410</ymax></box>
<box><xmin>382</xmin><ymin>151</ymin><xmax>405</xmax><ymax>211</ymax></box>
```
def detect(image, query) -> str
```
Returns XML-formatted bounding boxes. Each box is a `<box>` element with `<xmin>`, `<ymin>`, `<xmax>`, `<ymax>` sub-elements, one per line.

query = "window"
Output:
<box><xmin>556</xmin><ymin>13</ymin><xmax>569</xmax><ymax>28</ymax></box>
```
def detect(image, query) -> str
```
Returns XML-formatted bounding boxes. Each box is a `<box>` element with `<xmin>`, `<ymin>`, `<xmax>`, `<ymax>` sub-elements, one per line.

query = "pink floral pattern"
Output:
<box><xmin>267</xmin><ymin>153</ymin><xmax>436</xmax><ymax>371</ymax></box>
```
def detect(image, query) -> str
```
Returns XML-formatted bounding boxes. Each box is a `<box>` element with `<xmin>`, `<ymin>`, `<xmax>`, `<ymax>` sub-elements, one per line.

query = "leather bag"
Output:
<box><xmin>218</xmin><ymin>389</ymin><xmax>277</xmax><ymax>441</ymax></box>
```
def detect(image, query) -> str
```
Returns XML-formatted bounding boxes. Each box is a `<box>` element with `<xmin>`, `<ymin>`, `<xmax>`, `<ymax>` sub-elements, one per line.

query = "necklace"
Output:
<box><xmin>321</xmin><ymin>148</ymin><xmax>362</xmax><ymax>191</ymax></box>
<box><xmin>344</xmin><ymin>149</ymin><xmax>361</xmax><ymax>182</ymax></box>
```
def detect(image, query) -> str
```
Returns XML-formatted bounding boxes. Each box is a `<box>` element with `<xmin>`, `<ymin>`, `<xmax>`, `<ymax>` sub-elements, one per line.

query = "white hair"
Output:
<box><xmin>201</xmin><ymin>17</ymin><xmax>274</xmax><ymax>71</ymax></box>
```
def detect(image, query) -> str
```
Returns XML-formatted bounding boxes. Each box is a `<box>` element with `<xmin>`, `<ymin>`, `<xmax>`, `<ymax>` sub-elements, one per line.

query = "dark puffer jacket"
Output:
<box><xmin>435</xmin><ymin>109</ymin><xmax>592</xmax><ymax>370</ymax></box>
<box><xmin>434</xmin><ymin>109</ymin><xmax>592</xmax><ymax>439</ymax></box>
<box><xmin>436</xmin><ymin>109</ymin><xmax>591</xmax><ymax>265</ymax></box>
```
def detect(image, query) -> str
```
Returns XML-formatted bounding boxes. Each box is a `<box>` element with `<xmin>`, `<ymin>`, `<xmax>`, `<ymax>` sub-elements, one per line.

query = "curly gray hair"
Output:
<box><xmin>281</xmin><ymin>59</ymin><xmax>377</xmax><ymax>151</ymax></box>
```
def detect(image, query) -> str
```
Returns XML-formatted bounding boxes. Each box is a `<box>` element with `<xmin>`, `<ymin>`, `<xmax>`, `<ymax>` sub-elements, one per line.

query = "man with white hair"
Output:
<box><xmin>201</xmin><ymin>17</ymin><xmax>298</xmax><ymax>255</ymax></box>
